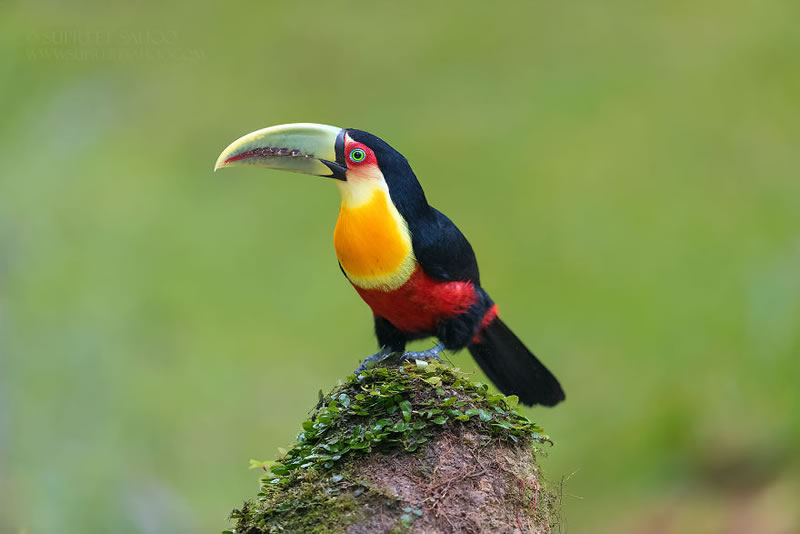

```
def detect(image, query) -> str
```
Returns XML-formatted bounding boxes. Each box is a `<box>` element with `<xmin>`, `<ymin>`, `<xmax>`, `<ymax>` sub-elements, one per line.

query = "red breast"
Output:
<box><xmin>353</xmin><ymin>266</ymin><xmax>477</xmax><ymax>334</ymax></box>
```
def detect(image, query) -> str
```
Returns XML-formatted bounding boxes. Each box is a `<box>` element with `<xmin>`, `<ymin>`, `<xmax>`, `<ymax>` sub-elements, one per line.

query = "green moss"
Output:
<box><xmin>229</xmin><ymin>360</ymin><xmax>551</xmax><ymax>533</ymax></box>
<box><xmin>228</xmin><ymin>468</ymin><xmax>396</xmax><ymax>533</ymax></box>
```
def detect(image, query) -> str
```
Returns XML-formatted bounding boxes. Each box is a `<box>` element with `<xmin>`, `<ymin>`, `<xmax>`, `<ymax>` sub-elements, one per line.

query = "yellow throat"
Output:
<box><xmin>333</xmin><ymin>181</ymin><xmax>416</xmax><ymax>291</ymax></box>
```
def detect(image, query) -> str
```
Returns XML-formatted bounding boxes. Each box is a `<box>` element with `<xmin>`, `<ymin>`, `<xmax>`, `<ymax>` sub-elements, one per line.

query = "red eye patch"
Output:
<box><xmin>344</xmin><ymin>142</ymin><xmax>376</xmax><ymax>168</ymax></box>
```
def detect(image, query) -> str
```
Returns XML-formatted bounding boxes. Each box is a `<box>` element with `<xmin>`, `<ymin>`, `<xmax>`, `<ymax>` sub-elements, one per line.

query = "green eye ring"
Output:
<box><xmin>349</xmin><ymin>148</ymin><xmax>366</xmax><ymax>162</ymax></box>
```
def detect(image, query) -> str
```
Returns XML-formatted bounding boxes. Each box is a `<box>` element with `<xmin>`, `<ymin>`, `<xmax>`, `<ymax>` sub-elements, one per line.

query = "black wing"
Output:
<box><xmin>409</xmin><ymin>207</ymin><xmax>480</xmax><ymax>284</ymax></box>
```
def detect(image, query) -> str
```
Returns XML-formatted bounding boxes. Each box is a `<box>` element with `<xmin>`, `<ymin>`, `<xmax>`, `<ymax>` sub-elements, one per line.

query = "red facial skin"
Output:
<box><xmin>343</xmin><ymin>140</ymin><xmax>378</xmax><ymax>171</ymax></box>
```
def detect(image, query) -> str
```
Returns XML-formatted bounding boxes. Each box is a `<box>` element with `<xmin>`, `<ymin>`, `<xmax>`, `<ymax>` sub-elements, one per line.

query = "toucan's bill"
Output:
<box><xmin>214</xmin><ymin>122</ymin><xmax>346</xmax><ymax>179</ymax></box>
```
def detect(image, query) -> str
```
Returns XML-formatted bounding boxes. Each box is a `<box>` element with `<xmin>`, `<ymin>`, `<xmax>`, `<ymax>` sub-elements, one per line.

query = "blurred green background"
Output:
<box><xmin>1</xmin><ymin>1</ymin><xmax>798</xmax><ymax>532</ymax></box>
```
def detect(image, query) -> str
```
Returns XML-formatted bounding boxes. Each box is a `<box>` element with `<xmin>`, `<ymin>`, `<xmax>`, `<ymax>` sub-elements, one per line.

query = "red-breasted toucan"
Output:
<box><xmin>215</xmin><ymin>124</ymin><xmax>565</xmax><ymax>407</ymax></box>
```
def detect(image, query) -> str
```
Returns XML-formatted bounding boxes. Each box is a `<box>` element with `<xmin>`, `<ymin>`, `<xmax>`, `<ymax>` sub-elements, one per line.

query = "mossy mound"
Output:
<box><xmin>227</xmin><ymin>360</ymin><xmax>558</xmax><ymax>533</ymax></box>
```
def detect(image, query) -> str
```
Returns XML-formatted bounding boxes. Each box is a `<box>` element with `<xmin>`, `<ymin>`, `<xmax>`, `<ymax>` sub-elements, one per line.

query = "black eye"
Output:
<box><xmin>349</xmin><ymin>148</ymin><xmax>366</xmax><ymax>162</ymax></box>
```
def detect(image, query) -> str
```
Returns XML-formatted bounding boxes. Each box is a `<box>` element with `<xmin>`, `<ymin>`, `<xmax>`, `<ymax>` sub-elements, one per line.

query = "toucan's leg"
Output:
<box><xmin>355</xmin><ymin>317</ymin><xmax>409</xmax><ymax>374</ymax></box>
<box><xmin>374</xmin><ymin>315</ymin><xmax>407</xmax><ymax>353</ymax></box>
<box><xmin>401</xmin><ymin>342</ymin><xmax>445</xmax><ymax>362</ymax></box>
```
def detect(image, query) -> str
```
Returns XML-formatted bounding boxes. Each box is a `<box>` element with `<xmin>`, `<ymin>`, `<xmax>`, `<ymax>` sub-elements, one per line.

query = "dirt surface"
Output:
<box><xmin>346</xmin><ymin>430</ymin><xmax>555</xmax><ymax>534</ymax></box>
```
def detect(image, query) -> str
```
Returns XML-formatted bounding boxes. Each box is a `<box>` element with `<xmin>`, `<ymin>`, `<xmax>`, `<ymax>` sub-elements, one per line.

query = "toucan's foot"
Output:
<box><xmin>400</xmin><ymin>342</ymin><xmax>445</xmax><ymax>363</ymax></box>
<box><xmin>355</xmin><ymin>347</ymin><xmax>394</xmax><ymax>374</ymax></box>
<box><xmin>355</xmin><ymin>343</ymin><xmax>445</xmax><ymax>375</ymax></box>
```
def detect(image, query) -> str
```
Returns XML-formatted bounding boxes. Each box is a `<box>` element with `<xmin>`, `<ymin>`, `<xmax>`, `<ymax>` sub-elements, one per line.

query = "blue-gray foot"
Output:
<box><xmin>355</xmin><ymin>347</ymin><xmax>394</xmax><ymax>374</ymax></box>
<box><xmin>400</xmin><ymin>342</ymin><xmax>445</xmax><ymax>363</ymax></box>
<box><xmin>355</xmin><ymin>343</ymin><xmax>445</xmax><ymax>374</ymax></box>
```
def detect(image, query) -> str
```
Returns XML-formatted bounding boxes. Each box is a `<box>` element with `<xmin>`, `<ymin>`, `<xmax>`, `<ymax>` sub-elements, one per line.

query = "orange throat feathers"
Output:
<box><xmin>334</xmin><ymin>187</ymin><xmax>416</xmax><ymax>291</ymax></box>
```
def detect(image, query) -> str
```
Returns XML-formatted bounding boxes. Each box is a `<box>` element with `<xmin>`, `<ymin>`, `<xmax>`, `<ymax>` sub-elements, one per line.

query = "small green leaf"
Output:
<box><xmin>331</xmin><ymin>474</ymin><xmax>344</xmax><ymax>483</ymax></box>
<box><xmin>504</xmin><ymin>395</ymin><xmax>519</xmax><ymax>409</ymax></box>
<box><xmin>432</xmin><ymin>415</ymin><xmax>447</xmax><ymax>425</ymax></box>
<box><xmin>374</xmin><ymin>418</ymin><xmax>392</xmax><ymax>430</ymax></box>
<box><xmin>270</xmin><ymin>464</ymin><xmax>289</xmax><ymax>476</ymax></box>
<box><xmin>424</xmin><ymin>376</ymin><xmax>442</xmax><ymax>386</ymax></box>
<box><xmin>391</xmin><ymin>421</ymin><xmax>410</xmax><ymax>432</ymax></box>
<box><xmin>399</xmin><ymin>400</ymin><xmax>413</xmax><ymax>422</ymax></box>
<box><xmin>249</xmin><ymin>459</ymin><xmax>273</xmax><ymax>470</ymax></box>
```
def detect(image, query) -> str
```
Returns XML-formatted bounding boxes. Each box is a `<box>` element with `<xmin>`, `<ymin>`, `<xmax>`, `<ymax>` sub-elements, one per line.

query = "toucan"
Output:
<box><xmin>215</xmin><ymin>124</ymin><xmax>565</xmax><ymax>407</ymax></box>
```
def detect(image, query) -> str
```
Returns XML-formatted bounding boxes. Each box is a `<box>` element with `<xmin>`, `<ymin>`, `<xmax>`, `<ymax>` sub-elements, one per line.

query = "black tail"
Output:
<box><xmin>468</xmin><ymin>317</ymin><xmax>565</xmax><ymax>407</ymax></box>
